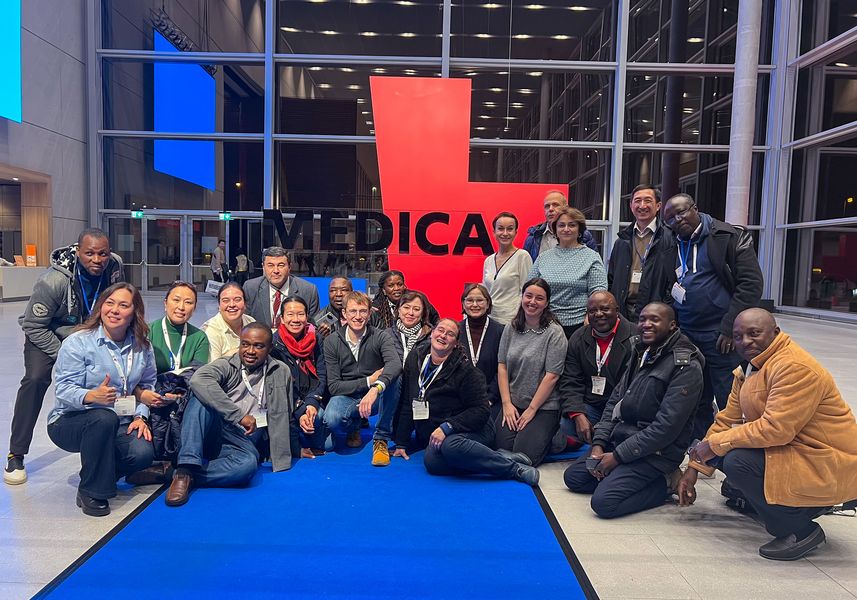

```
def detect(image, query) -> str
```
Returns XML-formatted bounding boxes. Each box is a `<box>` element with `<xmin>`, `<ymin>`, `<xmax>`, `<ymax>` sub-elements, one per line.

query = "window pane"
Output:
<box><xmin>794</xmin><ymin>51</ymin><xmax>857</xmax><ymax>140</ymax></box>
<box><xmin>103</xmin><ymin>138</ymin><xmax>263</xmax><ymax>210</ymax></box>
<box><xmin>471</xmin><ymin>147</ymin><xmax>610</xmax><ymax>220</ymax></box>
<box><xmin>788</xmin><ymin>144</ymin><xmax>857</xmax><ymax>223</ymax></box>
<box><xmin>621</xmin><ymin>151</ymin><xmax>764</xmax><ymax>225</ymax></box>
<box><xmin>781</xmin><ymin>226</ymin><xmax>857</xmax><ymax>314</ymax></box>
<box><xmin>102</xmin><ymin>1</ymin><xmax>265</xmax><ymax>52</ymax></box>
<box><xmin>625</xmin><ymin>74</ymin><xmax>769</xmax><ymax>145</ymax></box>
<box><xmin>800</xmin><ymin>1</ymin><xmax>857</xmax><ymax>54</ymax></box>
<box><xmin>277</xmin><ymin>0</ymin><xmax>443</xmax><ymax>56</ymax></box>
<box><xmin>451</xmin><ymin>68</ymin><xmax>612</xmax><ymax>141</ymax></box>
<box><xmin>103</xmin><ymin>60</ymin><xmax>264</xmax><ymax>133</ymax></box>
<box><xmin>276</xmin><ymin>64</ymin><xmax>440</xmax><ymax>135</ymax></box>
<box><xmin>451</xmin><ymin>0</ymin><xmax>615</xmax><ymax>61</ymax></box>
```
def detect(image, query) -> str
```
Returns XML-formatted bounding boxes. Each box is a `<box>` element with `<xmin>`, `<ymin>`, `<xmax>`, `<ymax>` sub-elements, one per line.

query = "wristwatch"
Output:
<box><xmin>372</xmin><ymin>382</ymin><xmax>384</xmax><ymax>393</ymax></box>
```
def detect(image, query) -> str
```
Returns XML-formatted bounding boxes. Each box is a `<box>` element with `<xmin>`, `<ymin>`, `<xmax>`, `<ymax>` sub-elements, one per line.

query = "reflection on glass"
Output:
<box><xmin>794</xmin><ymin>52</ymin><xmax>857</xmax><ymax>140</ymax></box>
<box><xmin>788</xmin><ymin>148</ymin><xmax>857</xmax><ymax>223</ymax></box>
<box><xmin>782</xmin><ymin>228</ymin><xmax>857</xmax><ymax>313</ymax></box>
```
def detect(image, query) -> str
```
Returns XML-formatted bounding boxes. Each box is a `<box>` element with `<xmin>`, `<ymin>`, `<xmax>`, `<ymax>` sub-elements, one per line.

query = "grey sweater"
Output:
<box><xmin>189</xmin><ymin>354</ymin><xmax>295</xmax><ymax>472</ymax></box>
<box><xmin>498</xmin><ymin>321</ymin><xmax>568</xmax><ymax>411</ymax></box>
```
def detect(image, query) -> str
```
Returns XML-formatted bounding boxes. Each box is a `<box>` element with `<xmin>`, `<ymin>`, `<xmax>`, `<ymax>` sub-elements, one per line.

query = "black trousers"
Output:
<box><xmin>564</xmin><ymin>450</ymin><xmax>668</xmax><ymax>519</ymax></box>
<box><xmin>10</xmin><ymin>338</ymin><xmax>55</xmax><ymax>456</ymax></box>
<box><xmin>495</xmin><ymin>409</ymin><xmax>558</xmax><ymax>467</ymax></box>
<box><xmin>423</xmin><ymin>418</ymin><xmax>518</xmax><ymax>480</ymax></box>
<box><xmin>715</xmin><ymin>448</ymin><xmax>829</xmax><ymax>538</ymax></box>
<box><xmin>48</xmin><ymin>409</ymin><xmax>154</xmax><ymax>499</ymax></box>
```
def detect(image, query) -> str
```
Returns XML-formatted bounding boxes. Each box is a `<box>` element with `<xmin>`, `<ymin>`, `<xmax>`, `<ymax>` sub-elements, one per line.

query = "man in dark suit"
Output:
<box><xmin>554</xmin><ymin>291</ymin><xmax>636</xmax><ymax>450</ymax></box>
<box><xmin>242</xmin><ymin>246</ymin><xmax>320</xmax><ymax>328</ymax></box>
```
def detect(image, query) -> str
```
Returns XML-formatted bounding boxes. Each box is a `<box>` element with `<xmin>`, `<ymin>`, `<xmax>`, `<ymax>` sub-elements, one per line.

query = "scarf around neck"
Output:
<box><xmin>396</xmin><ymin>319</ymin><xmax>423</xmax><ymax>353</ymax></box>
<box><xmin>277</xmin><ymin>323</ymin><xmax>318</xmax><ymax>378</ymax></box>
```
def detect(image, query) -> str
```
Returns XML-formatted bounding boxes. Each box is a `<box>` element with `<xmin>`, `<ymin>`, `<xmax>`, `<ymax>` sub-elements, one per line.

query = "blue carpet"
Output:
<box><xmin>41</xmin><ymin>445</ymin><xmax>589</xmax><ymax>600</ymax></box>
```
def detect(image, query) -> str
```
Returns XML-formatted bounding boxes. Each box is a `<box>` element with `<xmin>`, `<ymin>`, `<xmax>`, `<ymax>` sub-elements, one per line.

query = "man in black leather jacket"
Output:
<box><xmin>564</xmin><ymin>302</ymin><xmax>704</xmax><ymax>519</ymax></box>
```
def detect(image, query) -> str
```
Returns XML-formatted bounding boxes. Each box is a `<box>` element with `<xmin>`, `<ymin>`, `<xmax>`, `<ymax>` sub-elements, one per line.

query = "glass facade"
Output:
<box><xmin>94</xmin><ymin>0</ymin><xmax>857</xmax><ymax>319</ymax></box>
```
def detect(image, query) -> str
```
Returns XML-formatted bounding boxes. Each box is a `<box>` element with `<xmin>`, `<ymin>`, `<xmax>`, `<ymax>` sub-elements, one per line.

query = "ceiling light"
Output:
<box><xmin>366</xmin><ymin>121</ymin><xmax>373</xmax><ymax>125</ymax></box>
<box><xmin>372</xmin><ymin>68</ymin><xmax>386</xmax><ymax>73</ymax></box>
<box><xmin>11</xmin><ymin>177</ymin><xmax>20</xmax><ymax>181</ymax></box>
<box><xmin>403</xmin><ymin>69</ymin><xmax>417</xmax><ymax>74</ymax></box>
<box><xmin>498</xmin><ymin>71</ymin><xmax>509</xmax><ymax>75</ymax></box>
<box><xmin>481</xmin><ymin>150</ymin><xmax>491</xmax><ymax>153</ymax></box>
<box><xmin>476</xmin><ymin>33</ymin><xmax>492</xmax><ymax>38</ymax></box>
<box><xmin>527</xmin><ymin>71</ymin><xmax>543</xmax><ymax>76</ymax></box>
<box><xmin>517</xmin><ymin>88</ymin><xmax>535</xmax><ymax>94</ymax></box>
<box><xmin>569</xmin><ymin>5</ymin><xmax>590</xmax><ymax>10</ymax></box>
<box><xmin>687</xmin><ymin>37</ymin><xmax>704</xmax><ymax>43</ymax></box>
<box><xmin>347</xmin><ymin>84</ymin><xmax>361</xmax><ymax>90</ymax></box>
<box><xmin>357</xmin><ymin>98</ymin><xmax>366</xmax><ymax>103</ymax></box>
<box><xmin>502</xmin><ymin>116</ymin><xmax>517</xmax><ymax>120</ymax></box>
<box><xmin>318</xmin><ymin>83</ymin><xmax>331</xmax><ymax>89</ymax></box>
<box><xmin>483</xmin><ymin>101</ymin><xmax>497</xmax><ymax>106</ymax></box>
<box><xmin>360</xmin><ymin>31</ymin><xmax>379</xmax><ymax>37</ymax></box>
<box><xmin>683</xmin><ymin>107</ymin><xmax>693</xmax><ymax>113</ymax></box>
<box><xmin>552</xmin><ymin>34</ymin><xmax>571</xmax><ymax>40</ymax></box>
<box><xmin>397</xmin><ymin>0</ymin><xmax>416</xmax><ymax>5</ymax></box>
<box><xmin>513</xmin><ymin>34</ymin><xmax>531</xmax><ymax>39</ymax></box>
<box><xmin>321</xmin><ymin>30</ymin><xmax>338</xmax><ymax>35</ymax></box>
<box><xmin>400</xmin><ymin>32</ymin><xmax>417</xmax><ymax>37</ymax></box>
<box><xmin>309</xmin><ymin>0</ymin><xmax>327</xmax><ymax>3</ymax></box>
<box><xmin>466</xmin><ymin>71</ymin><xmax>478</xmax><ymax>76</ymax></box>
<box><xmin>369</xmin><ymin>129</ymin><xmax>375</xmax><ymax>134</ymax></box>
<box><xmin>354</xmin><ymin>0</ymin><xmax>372</xmax><ymax>3</ymax></box>
<box><xmin>489</xmin><ymin>87</ymin><xmax>503</xmax><ymax>92</ymax></box>
<box><xmin>835</xmin><ymin>62</ymin><xmax>849</xmax><ymax>67</ymax></box>
<box><xmin>476</xmin><ymin>127</ymin><xmax>487</xmax><ymax>131</ymax></box>
<box><xmin>280</xmin><ymin>26</ymin><xmax>300</xmax><ymax>33</ymax></box>
<box><xmin>479</xmin><ymin>115</ymin><xmax>492</xmax><ymax>119</ymax></box>
<box><xmin>340</xmin><ymin>67</ymin><xmax>355</xmax><ymax>73</ymax></box>
<box><xmin>511</xmin><ymin>102</ymin><xmax>525</xmax><ymax>107</ymax></box>
<box><xmin>308</xmin><ymin>66</ymin><xmax>323</xmax><ymax>71</ymax></box>
<box><xmin>525</xmin><ymin>4</ymin><xmax>546</xmax><ymax>9</ymax></box>
<box><xmin>362</xmin><ymin>111</ymin><xmax>370</xmax><ymax>115</ymax></box>
<box><xmin>482</xmin><ymin>2</ymin><xmax>501</xmax><ymax>7</ymax></box>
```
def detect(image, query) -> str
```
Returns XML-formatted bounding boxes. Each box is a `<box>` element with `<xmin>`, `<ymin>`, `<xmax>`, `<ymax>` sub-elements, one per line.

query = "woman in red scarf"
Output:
<box><xmin>271</xmin><ymin>295</ymin><xmax>328</xmax><ymax>458</ymax></box>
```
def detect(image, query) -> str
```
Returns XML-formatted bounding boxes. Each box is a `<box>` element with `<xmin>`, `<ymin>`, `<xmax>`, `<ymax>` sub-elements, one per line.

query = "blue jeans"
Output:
<box><xmin>323</xmin><ymin>377</ymin><xmax>401</xmax><ymax>443</ymax></box>
<box><xmin>423</xmin><ymin>419</ymin><xmax>520</xmax><ymax>480</ymax></box>
<box><xmin>684</xmin><ymin>329</ymin><xmax>741</xmax><ymax>440</ymax></box>
<box><xmin>177</xmin><ymin>396</ymin><xmax>259</xmax><ymax>487</ymax></box>
<box><xmin>298</xmin><ymin>407</ymin><xmax>327</xmax><ymax>449</ymax></box>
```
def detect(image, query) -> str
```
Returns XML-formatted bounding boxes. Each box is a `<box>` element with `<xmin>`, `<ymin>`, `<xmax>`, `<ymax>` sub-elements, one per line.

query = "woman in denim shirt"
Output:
<box><xmin>48</xmin><ymin>282</ymin><xmax>159</xmax><ymax>517</ymax></box>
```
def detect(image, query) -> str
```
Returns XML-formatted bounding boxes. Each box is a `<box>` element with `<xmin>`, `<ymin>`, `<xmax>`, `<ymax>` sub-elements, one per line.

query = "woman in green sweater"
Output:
<box><xmin>149</xmin><ymin>281</ymin><xmax>210</xmax><ymax>374</ymax></box>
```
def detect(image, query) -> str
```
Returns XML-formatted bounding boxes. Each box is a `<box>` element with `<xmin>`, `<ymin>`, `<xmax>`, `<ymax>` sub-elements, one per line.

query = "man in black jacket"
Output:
<box><xmin>564</xmin><ymin>302</ymin><xmax>704</xmax><ymax>518</ymax></box>
<box><xmin>555</xmin><ymin>291</ymin><xmax>636</xmax><ymax>450</ymax></box>
<box><xmin>661</xmin><ymin>194</ymin><xmax>763</xmax><ymax>439</ymax></box>
<box><xmin>322</xmin><ymin>291</ymin><xmax>402</xmax><ymax>466</ymax></box>
<box><xmin>393</xmin><ymin>319</ymin><xmax>540</xmax><ymax>486</ymax></box>
<box><xmin>608</xmin><ymin>184</ymin><xmax>668</xmax><ymax>322</ymax></box>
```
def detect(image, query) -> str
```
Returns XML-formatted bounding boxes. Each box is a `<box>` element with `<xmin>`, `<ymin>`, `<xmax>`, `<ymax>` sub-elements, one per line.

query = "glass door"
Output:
<box><xmin>104</xmin><ymin>216</ymin><xmax>143</xmax><ymax>290</ymax></box>
<box><xmin>189</xmin><ymin>218</ymin><xmax>227</xmax><ymax>291</ymax></box>
<box><xmin>146</xmin><ymin>217</ymin><xmax>184</xmax><ymax>292</ymax></box>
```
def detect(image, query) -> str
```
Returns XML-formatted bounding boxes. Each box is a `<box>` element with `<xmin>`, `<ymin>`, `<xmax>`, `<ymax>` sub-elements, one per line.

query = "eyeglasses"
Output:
<box><xmin>664</xmin><ymin>204</ymin><xmax>696</xmax><ymax>228</ymax></box>
<box><xmin>345</xmin><ymin>308</ymin><xmax>369</xmax><ymax>316</ymax></box>
<box><xmin>464</xmin><ymin>297</ymin><xmax>487</xmax><ymax>305</ymax></box>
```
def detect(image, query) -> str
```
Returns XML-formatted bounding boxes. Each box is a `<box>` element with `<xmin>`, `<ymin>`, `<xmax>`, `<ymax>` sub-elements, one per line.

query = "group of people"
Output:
<box><xmin>4</xmin><ymin>185</ymin><xmax>857</xmax><ymax>564</ymax></box>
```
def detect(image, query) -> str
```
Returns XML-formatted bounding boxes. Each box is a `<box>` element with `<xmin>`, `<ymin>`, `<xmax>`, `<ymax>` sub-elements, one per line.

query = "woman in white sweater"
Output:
<box><xmin>483</xmin><ymin>212</ymin><xmax>533</xmax><ymax>325</ymax></box>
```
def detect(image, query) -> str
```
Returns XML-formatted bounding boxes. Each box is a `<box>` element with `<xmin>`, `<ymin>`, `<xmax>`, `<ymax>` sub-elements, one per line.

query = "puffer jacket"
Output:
<box><xmin>19</xmin><ymin>244</ymin><xmax>124</xmax><ymax>359</ymax></box>
<box><xmin>592</xmin><ymin>329</ymin><xmax>704</xmax><ymax>473</ymax></box>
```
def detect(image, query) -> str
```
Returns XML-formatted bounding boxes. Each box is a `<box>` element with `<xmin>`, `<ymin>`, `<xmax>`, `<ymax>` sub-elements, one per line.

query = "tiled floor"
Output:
<box><xmin>1</xmin><ymin>296</ymin><xmax>855</xmax><ymax>599</ymax></box>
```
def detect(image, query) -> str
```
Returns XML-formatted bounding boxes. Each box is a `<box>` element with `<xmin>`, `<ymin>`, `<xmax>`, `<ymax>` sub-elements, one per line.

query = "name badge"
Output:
<box><xmin>630</xmin><ymin>270</ymin><xmax>642</xmax><ymax>284</ymax></box>
<box><xmin>671</xmin><ymin>282</ymin><xmax>686</xmax><ymax>305</ymax></box>
<box><xmin>591</xmin><ymin>376</ymin><xmax>607</xmax><ymax>396</ymax></box>
<box><xmin>114</xmin><ymin>396</ymin><xmax>136</xmax><ymax>417</ymax></box>
<box><xmin>412</xmin><ymin>399</ymin><xmax>430</xmax><ymax>420</ymax></box>
<box><xmin>253</xmin><ymin>409</ymin><xmax>268</xmax><ymax>429</ymax></box>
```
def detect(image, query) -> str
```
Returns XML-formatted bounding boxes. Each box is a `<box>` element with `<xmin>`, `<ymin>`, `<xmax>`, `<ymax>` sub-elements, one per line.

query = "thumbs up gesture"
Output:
<box><xmin>85</xmin><ymin>375</ymin><xmax>118</xmax><ymax>405</ymax></box>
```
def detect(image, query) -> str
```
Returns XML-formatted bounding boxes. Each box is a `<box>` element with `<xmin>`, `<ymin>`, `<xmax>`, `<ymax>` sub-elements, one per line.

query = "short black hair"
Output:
<box><xmin>630</xmin><ymin>184</ymin><xmax>661</xmax><ymax>202</ymax></box>
<box><xmin>78</xmin><ymin>228</ymin><xmax>108</xmax><ymax>246</ymax></box>
<box><xmin>242</xmin><ymin>321</ymin><xmax>273</xmax><ymax>345</ymax></box>
<box><xmin>262</xmin><ymin>246</ymin><xmax>290</xmax><ymax>261</ymax></box>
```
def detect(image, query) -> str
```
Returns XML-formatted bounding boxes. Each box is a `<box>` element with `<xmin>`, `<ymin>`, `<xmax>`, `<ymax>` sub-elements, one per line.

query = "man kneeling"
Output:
<box><xmin>564</xmin><ymin>303</ymin><xmax>703</xmax><ymax>518</ymax></box>
<box><xmin>393</xmin><ymin>319</ymin><xmax>540</xmax><ymax>486</ymax></box>
<box><xmin>679</xmin><ymin>308</ymin><xmax>857</xmax><ymax>561</ymax></box>
<box><xmin>166</xmin><ymin>323</ymin><xmax>295</xmax><ymax>506</ymax></box>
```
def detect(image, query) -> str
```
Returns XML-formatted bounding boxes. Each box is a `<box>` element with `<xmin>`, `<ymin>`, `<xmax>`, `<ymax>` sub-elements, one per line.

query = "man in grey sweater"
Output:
<box><xmin>165</xmin><ymin>323</ymin><xmax>296</xmax><ymax>506</ymax></box>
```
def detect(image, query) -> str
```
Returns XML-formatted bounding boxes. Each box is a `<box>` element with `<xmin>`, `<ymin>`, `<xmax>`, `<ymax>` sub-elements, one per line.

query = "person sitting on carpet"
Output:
<box><xmin>48</xmin><ymin>283</ymin><xmax>158</xmax><ymax>517</ymax></box>
<box><xmin>322</xmin><ymin>291</ymin><xmax>402</xmax><ymax>467</ymax></box>
<box><xmin>165</xmin><ymin>323</ymin><xmax>296</xmax><ymax>507</ymax></box>
<box><xmin>393</xmin><ymin>319</ymin><xmax>540</xmax><ymax>486</ymax></box>
<box><xmin>564</xmin><ymin>302</ymin><xmax>703</xmax><ymax>519</ymax></box>
<box><xmin>678</xmin><ymin>308</ymin><xmax>857</xmax><ymax>561</ymax></box>
<box><xmin>458</xmin><ymin>283</ymin><xmax>505</xmax><ymax>420</ymax></box>
<box><xmin>272</xmin><ymin>295</ymin><xmax>327</xmax><ymax>458</ymax></box>
<box><xmin>553</xmin><ymin>291</ymin><xmax>636</xmax><ymax>453</ymax></box>
<box><xmin>495</xmin><ymin>278</ymin><xmax>568</xmax><ymax>467</ymax></box>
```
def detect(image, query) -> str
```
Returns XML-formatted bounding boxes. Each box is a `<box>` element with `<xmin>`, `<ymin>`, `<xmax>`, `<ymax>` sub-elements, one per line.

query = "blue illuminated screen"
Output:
<box><xmin>0</xmin><ymin>1</ymin><xmax>22</xmax><ymax>123</ymax></box>
<box><xmin>153</xmin><ymin>30</ymin><xmax>215</xmax><ymax>190</ymax></box>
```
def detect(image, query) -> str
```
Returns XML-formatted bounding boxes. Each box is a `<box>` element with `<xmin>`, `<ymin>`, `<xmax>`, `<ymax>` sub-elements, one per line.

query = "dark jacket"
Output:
<box><xmin>271</xmin><ymin>329</ymin><xmax>328</xmax><ymax>415</ymax></box>
<box><xmin>323</xmin><ymin>325</ymin><xmax>402</xmax><ymax>397</ymax></box>
<box><xmin>457</xmin><ymin>317</ymin><xmax>505</xmax><ymax>405</ymax></box>
<box><xmin>394</xmin><ymin>345</ymin><xmax>490</xmax><ymax>449</ymax></box>
<box><xmin>558</xmin><ymin>316</ymin><xmax>637</xmax><ymax>417</ymax></box>
<box><xmin>607</xmin><ymin>222</ymin><xmax>670</xmax><ymax>321</ymax></box>
<box><xmin>190</xmin><ymin>355</ymin><xmax>295</xmax><ymax>472</ymax></box>
<box><xmin>315</xmin><ymin>304</ymin><xmax>346</xmax><ymax>336</ymax></box>
<box><xmin>19</xmin><ymin>244</ymin><xmax>124</xmax><ymax>359</ymax></box>
<box><xmin>592</xmin><ymin>330</ymin><xmax>704</xmax><ymax>474</ymax></box>
<box><xmin>243</xmin><ymin>275</ymin><xmax>320</xmax><ymax>326</ymax></box>
<box><xmin>386</xmin><ymin>323</ymin><xmax>432</xmax><ymax>365</ymax></box>
<box><xmin>523</xmin><ymin>221</ymin><xmax>598</xmax><ymax>260</ymax></box>
<box><xmin>660</xmin><ymin>216</ymin><xmax>763</xmax><ymax>337</ymax></box>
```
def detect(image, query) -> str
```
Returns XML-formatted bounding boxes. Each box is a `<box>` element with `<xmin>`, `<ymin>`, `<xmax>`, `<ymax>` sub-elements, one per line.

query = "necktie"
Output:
<box><xmin>273</xmin><ymin>289</ymin><xmax>282</xmax><ymax>328</ymax></box>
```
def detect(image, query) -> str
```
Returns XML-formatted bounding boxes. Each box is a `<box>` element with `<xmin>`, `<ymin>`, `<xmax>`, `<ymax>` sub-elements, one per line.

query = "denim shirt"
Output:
<box><xmin>49</xmin><ymin>326</ymin><xmax>157</xmax><ymax>424</ymax></box>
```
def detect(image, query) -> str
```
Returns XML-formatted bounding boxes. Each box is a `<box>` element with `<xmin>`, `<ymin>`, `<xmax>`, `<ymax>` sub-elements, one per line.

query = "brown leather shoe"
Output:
<box><xmin>165</xmin><ymin>468</ymin><xmax>193</xmax><ymax>507</ymax></box>
<box><xmin>126</xmin><ymin>461</ymin><xmax>173</xmax><ymax>486</ymax></box>
<box><xmin>346</xmin><ymin>429</ymin><xmax>363</xmax><ymax>448</ymax></box>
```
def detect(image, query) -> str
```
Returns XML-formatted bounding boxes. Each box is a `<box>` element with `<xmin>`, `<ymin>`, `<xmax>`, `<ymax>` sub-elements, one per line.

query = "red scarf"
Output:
<box><xmin>278</xmin><ymin>323</ymin><xmax>318</xmax><ymax>378</ymax></box>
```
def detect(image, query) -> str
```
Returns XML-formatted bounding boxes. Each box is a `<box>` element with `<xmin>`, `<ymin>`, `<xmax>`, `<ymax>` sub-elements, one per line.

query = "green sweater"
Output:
<box><xmin>148</xmin><ymin>317</ymin><xmax>210</xmax><ymax>374</ymax></box>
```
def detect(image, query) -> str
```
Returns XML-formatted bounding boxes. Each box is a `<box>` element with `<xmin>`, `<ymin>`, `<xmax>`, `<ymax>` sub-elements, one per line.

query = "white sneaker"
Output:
<box><xmin>3</xmin><ymin>454</ymin><xmax>27</xmax><ymax>485</ymax></box>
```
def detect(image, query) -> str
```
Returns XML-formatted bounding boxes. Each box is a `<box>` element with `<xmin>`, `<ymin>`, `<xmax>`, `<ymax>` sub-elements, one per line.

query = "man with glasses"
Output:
<box><xmin>243</xmin><ymin>246</ymin><xmax>320</xmax><ymax>329</ymax></box>
<box><xmin>608</xmin><ymin>184</ymin><xmax>669</xmax><ymax>322</ymax></box>
<box><xmin>322</xmin><ymin>291</ymin><xmax>402</xmax><ymax>466</ymax></box>
<box><xmin>661</xmin><ymin>193</ymin><xmax>763</xmax><ymax>439</ymax></box>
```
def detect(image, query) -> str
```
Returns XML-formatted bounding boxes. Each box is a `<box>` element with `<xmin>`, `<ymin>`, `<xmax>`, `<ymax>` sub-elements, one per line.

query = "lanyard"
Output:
<box><xmin>677</xmin><ymin>240</ymin><xmax>694</xmax><ymax>283</ymax></box>
<box><xmin>108</xmin><ymin>346</ymin><xmax>134</xmax><ymax>396</ymax></box>
<box><xmin>639</xmin><ymin>348</ymin><xmax>650</xmax><ymax>368</ymax></box>
<box><xmin>161</xmin><ymin>318</ymin><xmax>188</xmax><ymax>371</ymax></box>
<box><xmin>634</xmin><ymin>231</ymin><xmax>655</xmax><ymax>266</ymax></box>
<box><xmin>241</xmin><ymin>364</ymin><xmax>267</xmax><ymax>409</ymax></box>
<box><xmin>418</xmin><ymin>355</ymin><xmax>444</xmax><ymax>400</ymax></box>
<box><xmin>77</xmin><ymin>270</ymin><xmax>104</xmax><ymax>315</ymax></box>
<box><xmin>594</xmin><ymin>336</ymin><xmax>615</xmax><ymax>376</ymax></box>
<box><xmin>464</xmin><ymin>316</ymin><xmax>489</xmax><ymax>365</ymax></box>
